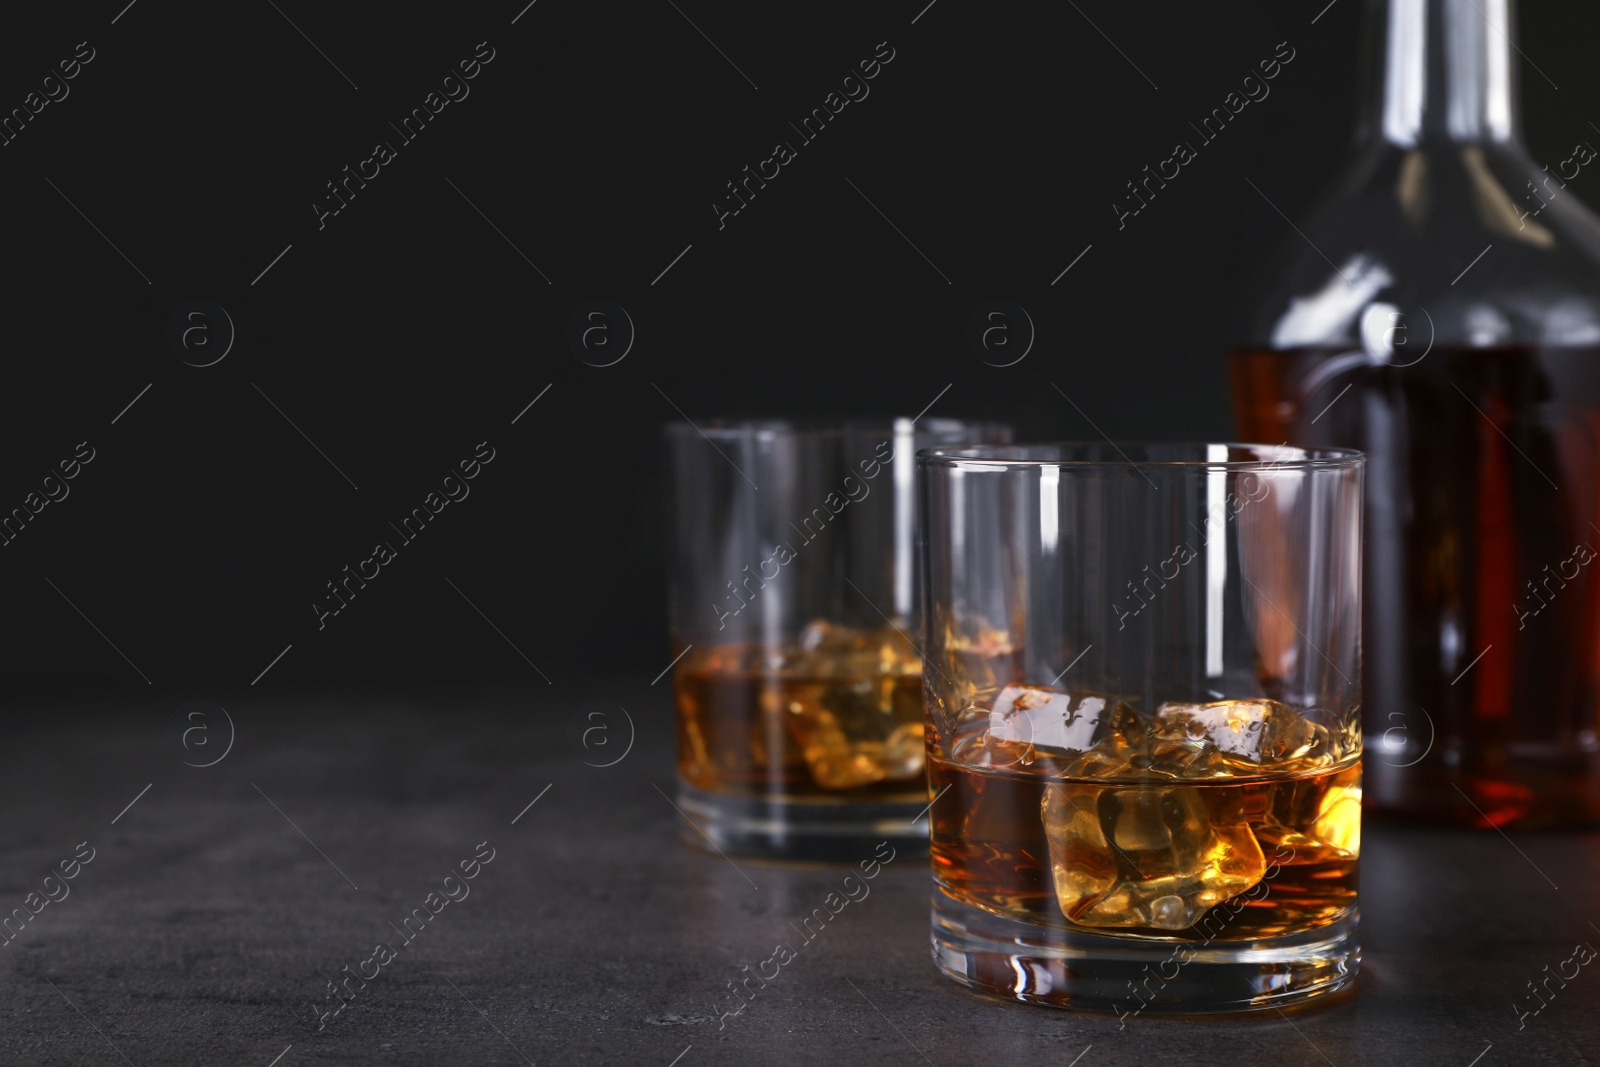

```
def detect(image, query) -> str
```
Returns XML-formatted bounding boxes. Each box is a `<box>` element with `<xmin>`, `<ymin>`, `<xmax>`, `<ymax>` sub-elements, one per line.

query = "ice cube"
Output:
<box><xmin>1038</xmin><ymin>784</ymin><xmax>1117</xmax><ymax>914</ymax></box>
<box><xmin>881</xmin><ymin>721</ymin><xmax>925</xmax><ymax>775</ymax></box>
<box><xmin>1144</xmin><ymin>733</ymin><xmax>1233</xmax><ymax>778</ymax></box>
<box><xmin>929</xmin><ymin>623</ymin><xmax>1017</xmax><ymax>743</ymax></box>
<box><xmin>795</xmin><ymin>620</ymin><xmax>920</xmax><ymax>678</ymax></box>
<box><xmin>1042</xmin><ymin>783</ymin><xmax>1266</xmax><ymax>930</ymax></box>
<box><xmin>943</xmin><ymin>627</ymin><xmax>1018</xmax><ymax>692</ymax></box>
<box><xmin>987</xmin><ymin>687</ymin><xmax>1142</xmax><ymax>775</ymax></box>
<box><xmin>798</xmin><ymin>619</ymin><xmax>862</xmax><ymax>655</ymax></box>
<box><xmin>987</xmin><ymin>687</ymin><xmax>1142</xmax><ymax>752</ymax></box>
<box><xmin>779</xmin><ymin>622</ymin><xmax>925</xmax><ymax>788</ymax></box>
<box><xmin>781</xmin><ymin>673</ymin><xmax>924</xmax><ymax>790</ymax></box>
<box><xmin>1256</xmin><ymin>762</ymin><xmax>1362</xmax><ymax>861</ymax></box>
<box><xmin>793</xmin><ymin>620</ymin><xmax>872</xmax><ymax>677</ymax></box>
<box><xmin>1312</xmin><ymin>777</ymin><xmax>1361</xmax><ymax>854</ymax></box>
<box><xmin>1153</xmin><ymin>699</ymin><xmax>1327</xmax><ymax>770</ymax></box>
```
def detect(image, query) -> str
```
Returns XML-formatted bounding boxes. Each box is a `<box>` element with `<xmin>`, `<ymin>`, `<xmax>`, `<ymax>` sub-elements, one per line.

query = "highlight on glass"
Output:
<box><xmin>919</xmin><ymin>442</ymin><xmax>1363</xmax><ymax>1013</ymax></box>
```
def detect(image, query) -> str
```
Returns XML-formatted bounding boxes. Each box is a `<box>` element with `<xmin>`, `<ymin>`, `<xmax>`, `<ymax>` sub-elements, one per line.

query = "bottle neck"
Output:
<box><xmin>1361</xmin><ymin>0</ymin><xmax>1521</xmax><ymax>147</ymax></box>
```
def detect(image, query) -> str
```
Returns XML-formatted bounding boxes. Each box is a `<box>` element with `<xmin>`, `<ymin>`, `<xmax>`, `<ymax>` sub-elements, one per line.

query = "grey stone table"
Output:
<box><xmin>1</xmin><ymin>680</ymin><xmax>1595</xmax><ymax>1066</ymax></box>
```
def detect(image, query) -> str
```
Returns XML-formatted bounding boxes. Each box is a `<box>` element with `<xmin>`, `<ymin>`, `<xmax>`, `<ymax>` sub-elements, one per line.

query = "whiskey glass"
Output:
<box><xmin>665</xmin><ymin>418</ymin><xmax>1009</xmax><ymax>861</ymax></box>
<box><xmin>920</xmin><ymin>443</ymin><xmax>1363</xmax><ymax>1013</ymax></box>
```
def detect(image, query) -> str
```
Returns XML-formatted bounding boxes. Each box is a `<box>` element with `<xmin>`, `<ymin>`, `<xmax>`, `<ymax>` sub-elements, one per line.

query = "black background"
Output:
<box><xmin>3</xmin><ymin>0</ymin><xmax>1598</xmax><ymax>691</ymax></box>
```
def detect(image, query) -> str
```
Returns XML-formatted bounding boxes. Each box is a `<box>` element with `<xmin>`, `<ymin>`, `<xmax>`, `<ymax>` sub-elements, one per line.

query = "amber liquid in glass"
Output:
<box><xmin>929</xmin><ymin>697</ymin><xmax>1359</xmax><ymax>941</ymax></box>
<box><xmin>1232</xmin><ymin>345</ymin><xmax>1600</xmax><ymax>827</ymax></box>
<box><xmin>674</xmin><ymin>623</ymin><xmax>925</xmax><ymax>801</ymax></box>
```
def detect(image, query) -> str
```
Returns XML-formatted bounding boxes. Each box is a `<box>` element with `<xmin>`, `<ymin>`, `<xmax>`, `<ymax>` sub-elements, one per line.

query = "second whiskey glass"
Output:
<box><xmin>665</xmin><ymin>418</ymin><xmax>1009</xmax><ymax>861</ymax></box>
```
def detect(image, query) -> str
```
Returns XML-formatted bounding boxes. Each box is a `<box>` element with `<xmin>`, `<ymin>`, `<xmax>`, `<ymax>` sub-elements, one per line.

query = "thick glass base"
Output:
<box><xmin>676</xmin><ymin>782</ymin><xmax>930</xmax><ymax>863</ymax></box>
<box><xmin>931</xmin><ymin>890</ymin><xmax>1358</xmax><ymax>1015</ymax></box>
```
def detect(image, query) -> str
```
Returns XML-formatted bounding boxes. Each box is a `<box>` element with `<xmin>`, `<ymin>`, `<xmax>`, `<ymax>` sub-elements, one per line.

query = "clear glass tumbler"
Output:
<box><xmin>920</xmin><ymin>443</ymin><xmax>1363</xmax><ymax>1013</ymax></box>
<box><xmin>665</xmin><ymin>418</ymin><xmax>1010</xmax><ymax>861</ymax></box>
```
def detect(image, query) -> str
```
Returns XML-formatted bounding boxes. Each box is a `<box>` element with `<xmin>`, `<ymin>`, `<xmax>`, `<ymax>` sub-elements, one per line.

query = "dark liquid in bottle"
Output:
<box><xmin>1231</xmin><ymin>345</ymin><xmax>1600</xmax><ymax>827</ymax></box>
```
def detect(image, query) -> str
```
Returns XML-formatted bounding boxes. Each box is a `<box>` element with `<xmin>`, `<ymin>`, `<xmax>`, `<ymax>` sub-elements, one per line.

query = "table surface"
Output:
<box><xmin>2</xmin><ymin>681</ymin><xmax>1595</xmax><ymax>1067</ymax></box>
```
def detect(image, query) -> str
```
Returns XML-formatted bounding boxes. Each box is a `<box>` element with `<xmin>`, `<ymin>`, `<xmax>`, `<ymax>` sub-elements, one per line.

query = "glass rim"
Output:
<box><xmin>917</xmin><ymin>441</ymin><xmax>1365</xmax><ymax>471</ymax></box>
<box><xmin>663</xmin><ymin>417</ymin><xmax>1008</xmax><ymax>441</ymax></box>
